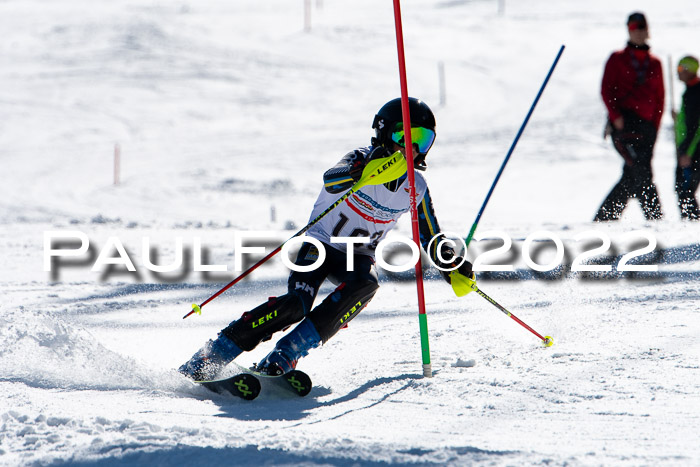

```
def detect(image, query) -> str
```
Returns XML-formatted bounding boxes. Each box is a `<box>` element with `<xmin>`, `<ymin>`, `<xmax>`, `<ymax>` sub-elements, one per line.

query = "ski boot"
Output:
<box><xmin>256</xmin><ymin>319</ymin><xmax>321</xmax><ymax>376</ymax></box>
<box><xmin>178</xmin><ymin>334</ymin><xmax>242</xmax><ymax>381</ymax></box>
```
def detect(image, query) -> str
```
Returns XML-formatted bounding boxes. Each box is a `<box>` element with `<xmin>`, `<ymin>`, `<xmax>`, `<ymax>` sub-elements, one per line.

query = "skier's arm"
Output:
<box><xmin>323</xmin><ymin>146</ymin><xmax>391</xmax><ymax>193</ymax></box>
<box><xmin>323</xmin><ymin>150</ymin><xmax>366</xmax><ymax>194</ymax></box>
<box><xmin>601</xmin><ymin>55</ymin><xmax>623</xmax><ymax>123</ymax></box>
<box><xmin>417</xmin><ymin>188</ymin><xmax>473</xmax><ymax>285</ymax></box>
<box><xmin>417</xmin><ymin>188</ymin><xmax>442</xmax><ymax>263</ymax></box>
<box><xmin>679</xmin><ymin>91</ymin><xmax>700</xmax><ymax>157</ymax></box>
<box><xmin>653</xmin><ymin>59</ymin><xmax>665</xmax><ymax>130</ymax></box>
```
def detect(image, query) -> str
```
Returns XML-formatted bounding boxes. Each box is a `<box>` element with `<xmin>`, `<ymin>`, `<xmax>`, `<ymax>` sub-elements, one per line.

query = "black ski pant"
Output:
<box><xmin>222</xmin><ymin>241</ymin><xmax>379</xmax><ymax>350</ymax></box>
<box><xmin>675</xmin><ymin>159</ymin><xmax>700</xmax><ymax>220</ymax></box>
<box><xmin>595</xmin><ymin>115</ymin><xmax>663</xmax><ymax>221</ymax></box>
<box><xmin>285</xmin><ymin>241</ymin><xmax>379</xmax><ymax>342</ymax></box>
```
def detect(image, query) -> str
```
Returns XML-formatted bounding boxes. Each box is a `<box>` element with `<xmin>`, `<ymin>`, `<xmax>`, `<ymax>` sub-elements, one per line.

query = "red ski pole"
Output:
<box><xmin>474</xmin><ymin>286</ymin><xmax>553</xmax><ymax>346</ymax></box>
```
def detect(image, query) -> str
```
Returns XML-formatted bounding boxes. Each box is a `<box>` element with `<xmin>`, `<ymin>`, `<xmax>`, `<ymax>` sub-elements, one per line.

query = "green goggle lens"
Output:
<box><xmin>390</xmin><ymin>124</ymin><xmax>436</xmax><ymax>154</ymax></box>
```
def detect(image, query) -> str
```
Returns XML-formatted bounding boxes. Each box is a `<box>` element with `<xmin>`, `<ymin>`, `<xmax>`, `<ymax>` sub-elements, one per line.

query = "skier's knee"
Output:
<box><xmin>307</xmin><ymin>279</ymin><xmax>379</xmax><ymax>343</ymax></box>
<box><xmin>221</xmin><ymin>294</ymin><xmax>305</xmax><ymax>351</ymax></box>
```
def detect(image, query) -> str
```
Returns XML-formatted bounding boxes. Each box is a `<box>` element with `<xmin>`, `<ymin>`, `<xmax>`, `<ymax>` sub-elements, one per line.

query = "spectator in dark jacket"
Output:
<box><xmin>595</xmin><ymin>12</ymin><xmax>665</xmax><ymax>221</ymax></box>
<box><xmin>673</xmin><ymin>55</ymin><xmax>700</xmax><ymax>219</ymax></box>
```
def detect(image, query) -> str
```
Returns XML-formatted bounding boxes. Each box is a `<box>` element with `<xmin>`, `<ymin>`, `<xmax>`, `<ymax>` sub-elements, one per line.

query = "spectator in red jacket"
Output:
<box><xmin>594</xmin><ymin>12</ymin><xmax>665</xmax><ymax>221</ymax></box>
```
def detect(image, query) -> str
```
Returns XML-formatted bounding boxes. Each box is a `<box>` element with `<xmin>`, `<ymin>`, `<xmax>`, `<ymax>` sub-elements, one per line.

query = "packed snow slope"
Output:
<box><xmin>2</xmin><ymin>0</ymin><xmax>700</xmax><ymax>465</ymax></box>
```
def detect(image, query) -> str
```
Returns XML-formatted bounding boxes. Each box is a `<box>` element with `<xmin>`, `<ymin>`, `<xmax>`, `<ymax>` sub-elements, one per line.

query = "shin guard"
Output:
<box><xmin>221</xmin><ymin>294</ymin><xmax>305</xmax><ymax>351</ymax></box>
<box><xmin>308</xmin><ymin>280</ymin><xmax>379</xmax><ymax>343</ymax></box>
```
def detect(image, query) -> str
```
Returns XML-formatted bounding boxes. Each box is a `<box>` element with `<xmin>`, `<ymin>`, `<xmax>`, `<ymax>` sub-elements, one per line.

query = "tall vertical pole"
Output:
<box><xmin>438</xmin><ymin>61</ymin><xmax>446</xmax><ymax>106</ymax></box>
<box><xmin>498</xmin><ymin>0</ymin><xmax>505</xmax><ymax>16</ymax></box>
<box><xmin>392</xmin><ymin>0</ymin><xmax>432</xmax><ymax>378</ymax></box>
<box><xmin>464</xmin><ymin>45</ymin><xmax>564</xmax><ymax>247</ymax></box>
<box><xmin>304</xmin><ymin>0</ymin><xmax>311</xmax><ymax>32</ymax></box>
<box><xmin>114</xmin><ymin>143</ymin><xmax>121</xmax><ymax>186</ymax></box>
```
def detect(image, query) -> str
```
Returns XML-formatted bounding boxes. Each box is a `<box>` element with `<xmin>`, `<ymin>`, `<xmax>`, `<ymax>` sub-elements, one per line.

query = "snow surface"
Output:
<box><xmin>2</xmin><ymin>0</ymin><xmax>700</xmax><ymax>465</ymax></box>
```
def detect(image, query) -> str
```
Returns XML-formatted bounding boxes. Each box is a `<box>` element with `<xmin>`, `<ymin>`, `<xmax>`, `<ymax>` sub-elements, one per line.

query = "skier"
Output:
<box><xmin>179</xmin><ymin>97</ymin><xmax>475</xmax><ymax>380</ymax></box>
<box><xmin>673</xmin><ymin>56</ymin><xmax>700</xmax><ymax>219</ymax></box>
<box><xmin>595</xmin><ymin>12</ymin><xmax>665</xmax><ymax>221</ymax></box>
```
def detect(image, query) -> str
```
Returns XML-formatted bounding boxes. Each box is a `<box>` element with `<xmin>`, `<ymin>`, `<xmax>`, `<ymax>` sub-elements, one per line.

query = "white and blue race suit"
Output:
<box><xmin>306</xmin><ymin>145</ymin><xmax>445</xmax><ymax>262</ymax></box>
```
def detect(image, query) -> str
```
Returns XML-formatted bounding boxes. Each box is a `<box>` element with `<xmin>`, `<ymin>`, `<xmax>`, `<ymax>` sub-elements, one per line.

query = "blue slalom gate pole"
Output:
<box><xmin>464</xmin><ymin>45</ymin><xmax>565</xmax><ymax>247</ymax></box>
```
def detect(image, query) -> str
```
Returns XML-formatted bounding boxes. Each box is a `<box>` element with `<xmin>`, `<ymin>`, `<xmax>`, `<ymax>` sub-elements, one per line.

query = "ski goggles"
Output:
<box><xmin>391</xmin><ymin>124</ymin><xmax>436</xmax><ymax>155</ymax></box>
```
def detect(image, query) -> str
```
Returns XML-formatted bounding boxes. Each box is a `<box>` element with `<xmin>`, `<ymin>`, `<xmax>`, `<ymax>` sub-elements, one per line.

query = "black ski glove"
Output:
<box><xmin>350</xmin><ymin>146</ymin><xmax>393</xmax><ymax>182</ymax></box>
<box><xmin>439</xmin><ymin>256</ymin><xmax>474</xmax><ymax>284</ymax></box>
<box><xmin>348</xmin><ymin>150</ymin><xmax>367</xmax><ymax>182</ymax></box>
<box><xmin>436</xmin><ymin>242</ymin><xmax>473</xmax><ymax>284</ymax></box>
<box><xmin>436</xmin><ymin>243</ymin><xmax>476</xmax><ymax>297</ymax></box>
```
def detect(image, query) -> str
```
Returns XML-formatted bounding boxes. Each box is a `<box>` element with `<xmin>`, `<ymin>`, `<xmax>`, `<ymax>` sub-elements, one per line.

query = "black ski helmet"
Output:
<box><xmin>371</xmin><ymin>97</ymin><xmax>436</xmax><ymax>170</ymax></box>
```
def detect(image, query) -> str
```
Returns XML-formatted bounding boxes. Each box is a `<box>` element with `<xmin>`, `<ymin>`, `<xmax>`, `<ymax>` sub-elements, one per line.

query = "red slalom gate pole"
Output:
<box><xmin>392</xmin><ymin>0</ymin><xmax>432</xmax><ymax>377</ymax></box>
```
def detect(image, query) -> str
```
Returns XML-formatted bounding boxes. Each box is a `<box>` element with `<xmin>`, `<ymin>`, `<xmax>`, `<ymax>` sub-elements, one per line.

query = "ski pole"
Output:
<box><xmin>474</xmin><ymin>285</ymin><xmax>553</xmax><ymax>346</ymax></box>
<box><xmin>464</xmin><ymin>45</ymin><xmax>565</xmax><ymax>247</ymax></box>
<box><xmin>183</xmin><ymin>152</ymin><xmax>408</xmax><ymax>319</ymax></box>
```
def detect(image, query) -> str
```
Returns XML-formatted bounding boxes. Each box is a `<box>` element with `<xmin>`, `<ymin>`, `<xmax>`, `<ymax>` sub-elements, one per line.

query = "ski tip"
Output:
<box><xmin>232</xmin><ymin>373</ymin><xmax>262</xmax><ymax>400</ymax></box>
<box><xmin>199</xmin><ymin>373</ymin><xmax>261</xmax><ymax>401</ymax></box>
<box><xmin>285</xmin><ymin>370</ymin><xmax>312</xmax><ymax>397</ymax></box>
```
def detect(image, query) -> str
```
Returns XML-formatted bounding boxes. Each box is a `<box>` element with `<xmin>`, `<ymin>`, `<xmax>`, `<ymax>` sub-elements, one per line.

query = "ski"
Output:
<box><xmin>198</xmin><ymin>372</ymin><xmax>261</xmax><ymax>401</ymax></box>
<box><xmin>278</xmin><ymin>369</ymin><xmax>313</xmax><ymax>397</ymax></box>
<box><xmin>196</xmin><ymin>366</ymin><xmax>312</xmax><ymax>401</ymax></box>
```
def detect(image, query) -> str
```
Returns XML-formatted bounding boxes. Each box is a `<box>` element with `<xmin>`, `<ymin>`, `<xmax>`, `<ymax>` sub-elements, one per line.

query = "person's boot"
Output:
<box><xmin>178</xmin><ymin>334</ymin><xmax>242</xmax><ymax>381</ymax></box>
<box><xmin>255</xmin><ymin>319</ymin><xmax>321</xmax><ymax>376</ymax></box>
